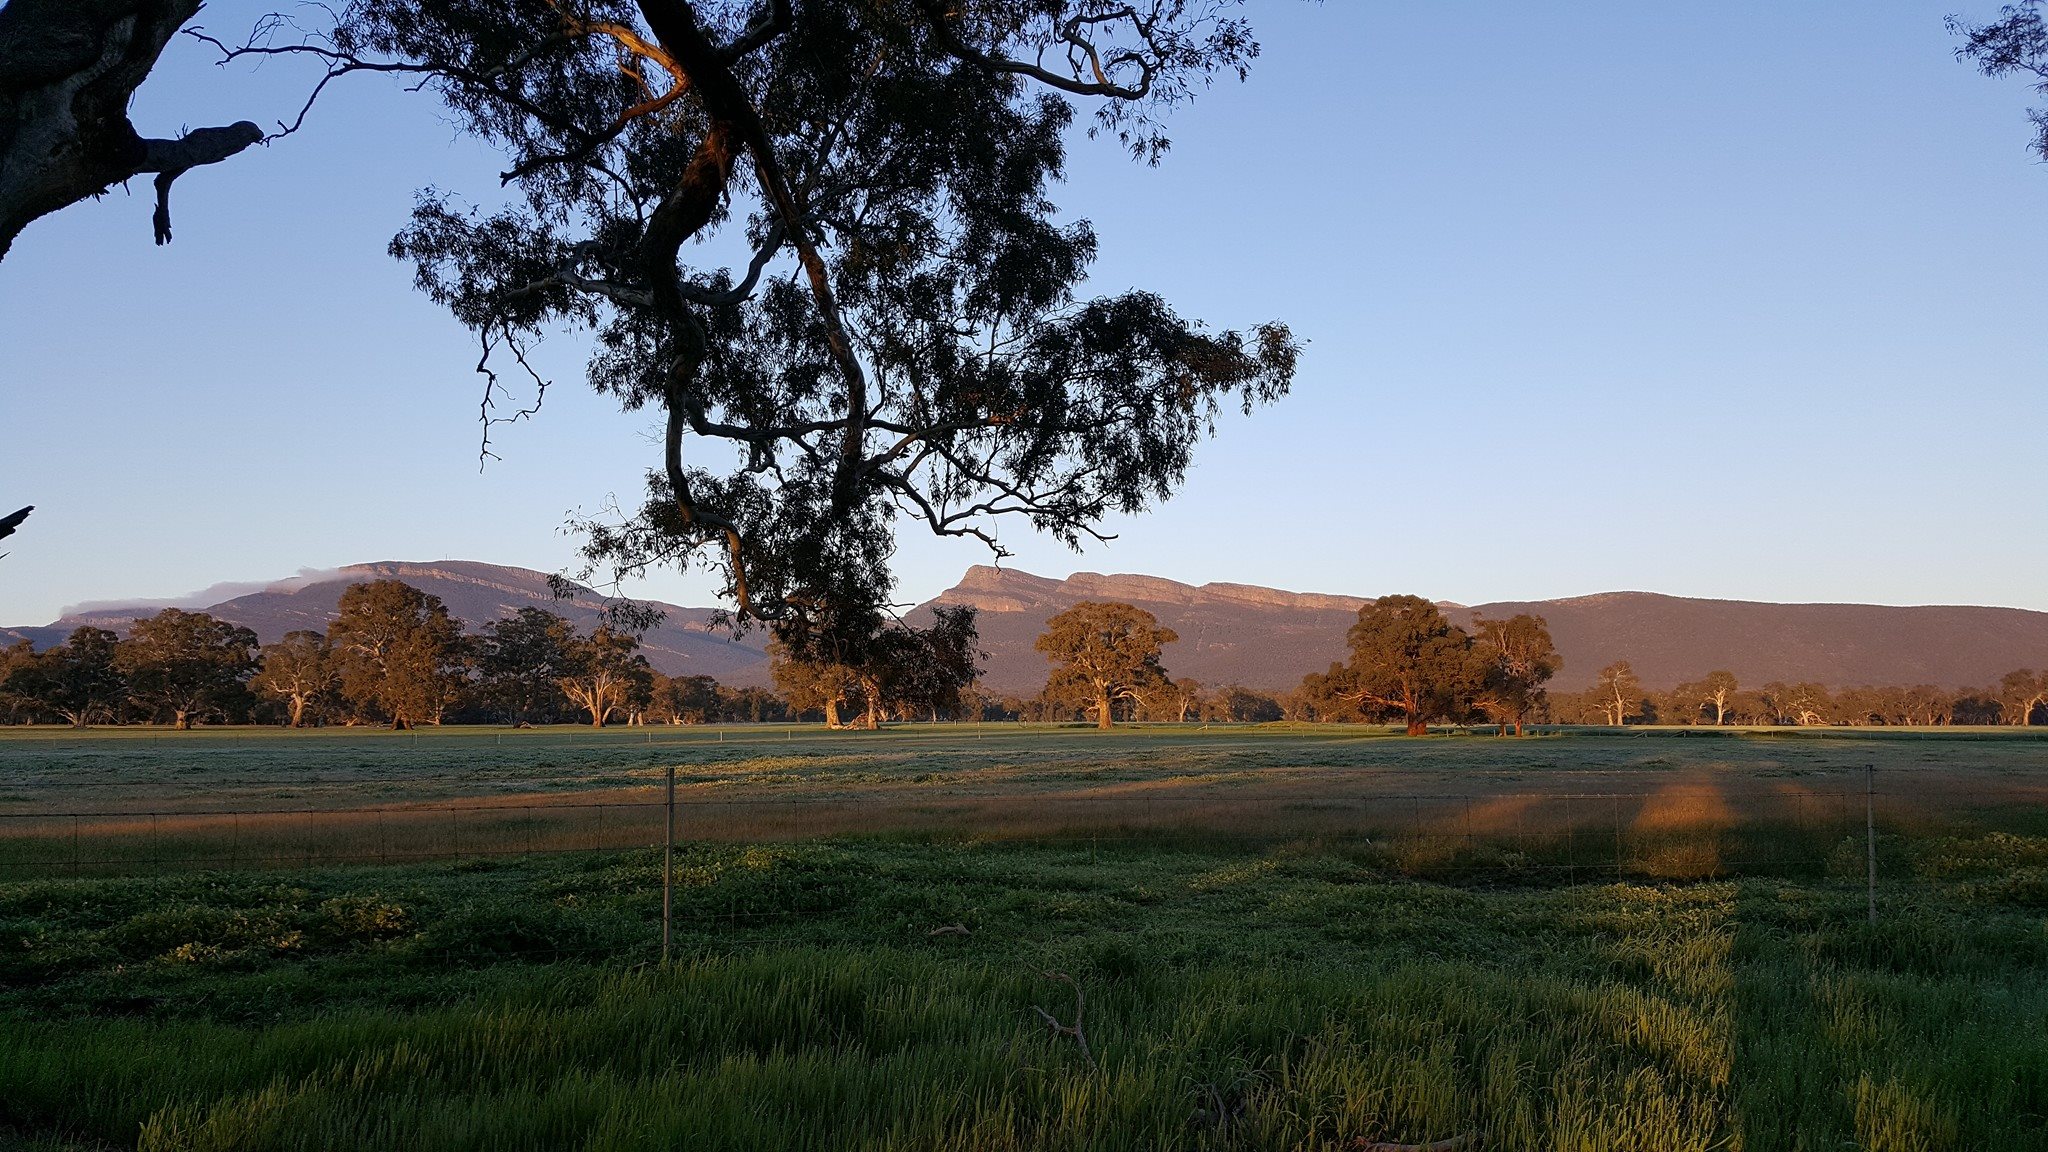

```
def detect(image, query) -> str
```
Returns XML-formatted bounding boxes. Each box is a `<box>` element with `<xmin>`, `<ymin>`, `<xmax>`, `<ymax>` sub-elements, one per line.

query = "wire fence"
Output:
<box><xmin>1</xmin><ymin>769</ymin><xmax>2027</xmax><ymax>881</ymax></box>
<box><xmin>7</xmin><ymin>755</ymin><xmax>2047</xmax><ymax>973</ymax></box>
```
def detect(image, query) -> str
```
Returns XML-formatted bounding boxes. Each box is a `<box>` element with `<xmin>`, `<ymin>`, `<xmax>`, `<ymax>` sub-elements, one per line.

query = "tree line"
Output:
<box><xmin>9</xmin><ymin>580</ymin><xmax>2047</xmax><ymax>731</ymax></box>
<box><xmin>0</xmin><ymin>580</ymin><xmax>789</xmax><ymax>729</ymax></box>
<box><xmin>1026</xmin><ymin>596</ymin><xmax>2048</xmax><ymax>731</ymax></box>
<box><xmin>1548</xmin><ymin>663</ymin><xmax>2045</xmax><ymax>728</ymax></box>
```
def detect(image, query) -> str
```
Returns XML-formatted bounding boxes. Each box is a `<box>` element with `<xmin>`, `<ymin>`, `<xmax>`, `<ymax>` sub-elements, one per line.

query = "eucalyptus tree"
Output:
<box><xmin>252</xmin><ymin>630</ymin><xmax>339</xmax><ymax>728</ymax></box>
<box><xmin>0</xmin><ymin>1</ymin><xmax>265</xmax><ymax>257</ymax></box>
<box><xmin>1340</xmin><ymin>595</ymin><xmax>1475</xmax><ymax>736</ymax></box>
<box><xmin>1035</xmin><ymin>601</ymin><xmax>1177</xmax><ymax>729</ymax></box>
<box><xmin>196</xmin><ymin>1</ymin><xmax>1293</xmax><ymax>656</ymax></box>
<box><xmin>4</xmin><ymin>627</ymin><xmax>126</xmax><ymax>727</ymax></box>
<box><xmin>477</xmin><ymin>607</ymin><xmax>581</xmax><ymax>723</ymax></box>
<box><xmin>557</xmin><ymin>625</ymin><xmax>653</xmax><ymax>727</ymax></box>
<box><xmin>328</xmin><ymin>579</ymin><xmax>470</xmax><ymax>728</ymax></box>
<box><xmin>1592</xmin><ymin>661</ymin><xmax>1641</xmax><ymax>727</ymax></box>
<box><xmin>1469</xmin><ymin>613</ymin><xmax>1559</xmax><ymax>735</ymax></box>
<box><xmin>116</xmin><ymin>609</ymin><xmax>260</xmax><ymax>728</ymax></box>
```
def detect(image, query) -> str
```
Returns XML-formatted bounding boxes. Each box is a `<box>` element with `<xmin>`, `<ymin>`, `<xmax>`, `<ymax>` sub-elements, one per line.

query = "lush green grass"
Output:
<box><xmin>0</xmin><ymin>833</ymin><xmax>2044</xmax><ymax>1150</ymax></box>
<box><xmin>0</xmin><ymin>726</ymin><xmax>2042</xmax><ymax>1149</ymax></box>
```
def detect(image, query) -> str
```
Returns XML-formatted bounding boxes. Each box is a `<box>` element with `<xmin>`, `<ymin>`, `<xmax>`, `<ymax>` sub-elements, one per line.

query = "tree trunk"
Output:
<box><xmin>1096</xmin><ymin>687</ymin><xmax>1113</xmax><ymax>730</ymax></box>
<box><xmin>824</xmin><ymin>697</ymin><xmax>841</xmax><ymax>728</ymax></box>
<box><xmin>288</xmin><ymin>694</ymin><xmax>306</xmax><ymax>728</ymax></box>
<box><xmin>173</xmin><ymin>709</ymin><xmax>190</xmax><ymax>730</ymax></box>
<box><xmin>1405</xmin><ymin>715</ymin><xmax>1428</xmax><ymax>736</ymax></box>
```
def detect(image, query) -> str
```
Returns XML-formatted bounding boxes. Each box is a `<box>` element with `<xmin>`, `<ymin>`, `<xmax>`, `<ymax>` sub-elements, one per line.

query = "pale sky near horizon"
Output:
<box><xmin>3</xmin><ymin>2</ymin><xmax>2046</xmax><ymax>625</ymax></box>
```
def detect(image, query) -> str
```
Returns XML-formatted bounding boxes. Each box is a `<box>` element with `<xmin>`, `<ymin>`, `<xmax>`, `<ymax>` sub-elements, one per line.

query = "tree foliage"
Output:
<box><xmin>115</xmin><ymin>609</ymin><xmax>259</xmax><ymax>728</ymax></box>
<box><xmin>2</xmin><ymin>627</ymin><xmax>126</xmax><ymax>727</ymax></box>
<box><xmin>558</xmin><ymin>625</ymin><xmax>654</xmax><ymax>727</ymax></box>
<box><xmin>770</xmin><ymin>605</ymin><xmax>982</xmax><ymax>727</ymax></box>
<box><xmin>1951</xmin><ymin>1</ymin><xmax>2048</xmax><ymax>161</ymax></box>
<box><xmin>1468</xmin><ymin>613</ymin><xmax>1559</xmax><ymax>735</ymax></box>
<box><xmin>204</xmin><ymin>0</ymin><xmax>1296</xmax><ymax>656</ymax></box>
<box><xmin>477</xmin><ymin>607</ymin><xmax>581</xmax><ymax>723</ymax></box>
<box><xmin>1035</xmin><ymin>600</ymin><xmax>1177</xmax><ymax>729</ymax></box>
<box><xmin>1592</xmin><ymin>661</ymin><xmax>1642</xmax><ymax>726</ymax></box>
<box><xmin>251</xmin><ymin>630</ymin><xmax>338</xmax><ymax>728</ymax></box>
<box><xmin>327</xmin><ymin>579</ymin><xmax>469</xmax><ymax>728</ymax></box>
<box><xmin>1338</xmin><ymin>595</ymin><xmax>1477</xmax><ymax>736</ymax></box>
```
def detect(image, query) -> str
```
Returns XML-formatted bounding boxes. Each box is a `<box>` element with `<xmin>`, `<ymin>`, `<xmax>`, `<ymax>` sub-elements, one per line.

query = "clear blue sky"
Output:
<box><xmin>4</xmin><ymin>2</ymin><xmax>2045</xmax><ymax>624</ymax></box>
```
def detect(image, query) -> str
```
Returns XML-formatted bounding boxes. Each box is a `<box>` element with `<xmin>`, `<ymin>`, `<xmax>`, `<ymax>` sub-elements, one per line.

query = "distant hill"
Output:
<box><xmin>15</xmin><ymin>561</ymin><xmax>2048</xmax><ymax>697</ymax></box>
<box><xmin>9</xmin><ymin>561</ymin><xmax>773</xmax><ymax>683</ymax></box>
<box><xmin>919</xmin><ymin>566</ymin><xmax>2048</xmax><ymax>695</ymax></box>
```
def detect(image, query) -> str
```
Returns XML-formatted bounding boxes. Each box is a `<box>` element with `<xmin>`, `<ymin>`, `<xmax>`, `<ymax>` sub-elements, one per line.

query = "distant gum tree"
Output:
<box><xmin>1035</xmin><ymin>601</ymin><xmax>1177</xmax><ymax>730</ymax></box>
<box><xmin>1999</xmin><ymin>669</ymin><xmax>2046</xmax><ymax>726</ymax></box>
<box><xmin>1469</xmin><ymin>613</ymin><xmax>1560</xmax><ymax>736</ymax></box>
<box><xmin>252</xmin><ymin>630</ymin><xmax>337</xmax><ymax>728</ymax></box>
<box><xmin>872</xmin><ymin>606</ymin><xmax>983</xmax><ymax>724</ymax></box>
<box><xmin>558</xmin><ymin>626</ymin><xmax>653</xmax><ymax>728</ymax></box>
<box><xmin>328</xmin><ymin>580</ymin><xmax>470</xmax><ymax>729</ymax></box>
<box><xmin>1695</xmin><ymin>670</ymin><xmax>1740</xmax><ymax>726</ymax></box>
<box><xmin>770</xmin><ymin>607</ymin><xmax>980</xmax><ymax>727</ymax></box>
<box><xmin>771</xmin><ymin>644</ymin><xmax>860</xmax><ymax>729</ymax></box>
<box><xmin>116</xmin><ymin>609</ymin><xmax>260</xmax><ymax>728</ymax></box>
<box><xmin>655</xmin><ymin>673</ymin><xmax>722</xmax><ymax>725</ymax></box>
<box><xmin>1593</xmin><ymin>661</ymin><xmax>1641</xmax><ymax>727</ymax></box>
<box><xmin>1338</xmin><ymin>595</ymin><xmax>1475</xmax><ymax>736</ymax></box>
<box><xmin>4</xmin><ymin>627</ymin><xmax>126</xmax><ymax>727</ymax></box>
<box><xmin>478</xmin><ymin>608</ymin><xmax>581</xmax><ymax>725</ymax></box>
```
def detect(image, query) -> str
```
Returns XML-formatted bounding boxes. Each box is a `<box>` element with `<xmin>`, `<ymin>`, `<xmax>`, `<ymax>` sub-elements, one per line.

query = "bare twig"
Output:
<box><xmin>927</xmin><ymin>923</ymin><xmax>970</xmax><ymax>936</ymax></box>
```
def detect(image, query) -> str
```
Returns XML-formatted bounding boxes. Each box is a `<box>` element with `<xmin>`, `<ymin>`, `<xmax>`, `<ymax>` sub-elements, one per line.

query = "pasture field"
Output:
<box><xmin>0</xmin><ymin>725</ymin><xmax>2044</xmax><ymax>1150</ymax></box>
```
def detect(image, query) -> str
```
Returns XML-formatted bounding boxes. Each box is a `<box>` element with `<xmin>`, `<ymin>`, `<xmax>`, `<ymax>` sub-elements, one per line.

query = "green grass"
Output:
<box><xmin>0</xmin><ymin>726</ymin><xmax>2042</xmax><ymax>1149</ymax></box>
<box><xmin>0</xmin><ymin>836</ymin><xmax>2043</xmax><ymax>1150</ymax></box>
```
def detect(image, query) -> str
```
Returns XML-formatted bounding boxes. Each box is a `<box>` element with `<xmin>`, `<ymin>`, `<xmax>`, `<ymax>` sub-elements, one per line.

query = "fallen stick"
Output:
<box><xmin>927</xmin><ymin>924</ymin><xmax>970</xmax><ymax>936</ymax></box>
<box><xmin>1351</xmin><ymin>1134</ymin><xmax>1483</xmax><ymax>1152</ymax></box>
<box><xmin>1028</xmin><ymin>968</ymin><xmax>1096</xmax><ymax>1071</ymax></box>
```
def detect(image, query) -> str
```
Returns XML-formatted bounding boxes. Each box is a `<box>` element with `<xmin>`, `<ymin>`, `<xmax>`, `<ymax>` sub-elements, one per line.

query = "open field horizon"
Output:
<box><xmin>1</xmin><ymin>725</ymin><xmax>2045</xmax><ymax>1149</ymax></box>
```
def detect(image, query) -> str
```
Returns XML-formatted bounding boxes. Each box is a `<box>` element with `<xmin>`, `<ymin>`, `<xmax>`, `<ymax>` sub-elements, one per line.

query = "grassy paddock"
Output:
<box><xmin>0</xmin><ymin>727</ymin><xmax>2042</xmax><ymax>1149</ymax></box>
<box><xmin>3</xmin><ymin>725</ymin><xmax>2045</xmax><ymax>881</ymax></box>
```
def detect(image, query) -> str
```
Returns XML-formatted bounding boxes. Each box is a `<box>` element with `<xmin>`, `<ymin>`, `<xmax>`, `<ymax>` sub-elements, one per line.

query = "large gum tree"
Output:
<box><xmin>197</xmin><ymin>0</ymin><xmax>1297</xmax><ymax>655</ymax></box>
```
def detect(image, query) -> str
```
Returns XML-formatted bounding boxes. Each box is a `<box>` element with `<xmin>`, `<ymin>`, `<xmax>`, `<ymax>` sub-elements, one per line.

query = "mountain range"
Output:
<box><xmin>3</xmin><ymin>561</ymin><xmax>776</xmax><ymax>684</ymax></box>
<box><xmin>10</xmin><ymin>560</ymin><xmax>2048</xmax><ymax>695</ymax></box>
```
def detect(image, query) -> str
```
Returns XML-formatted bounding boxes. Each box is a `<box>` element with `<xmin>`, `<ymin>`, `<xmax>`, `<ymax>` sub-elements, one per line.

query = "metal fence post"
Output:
<box><xmin>1865</xmin><ymin>763</ymin><xmax>1877</xmax><ymax>925</ymax></box>
<box><xmin>663</xmin><ymin>760</ymin><xmax>675</xmax><ymax>964</ymax></box>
